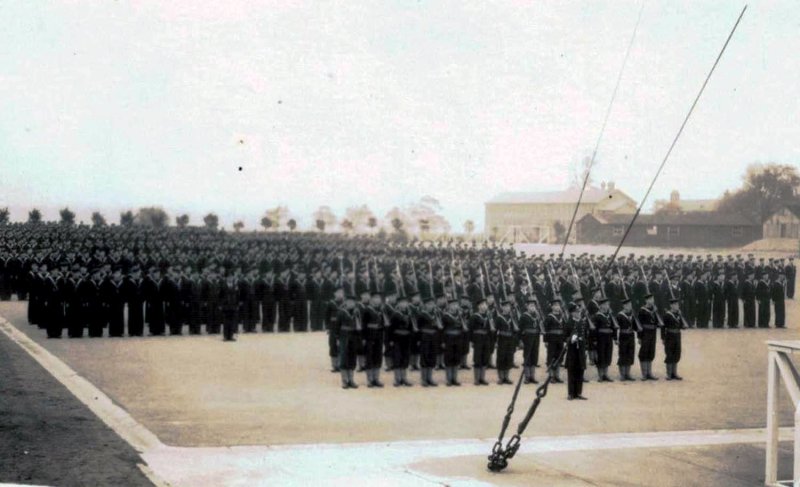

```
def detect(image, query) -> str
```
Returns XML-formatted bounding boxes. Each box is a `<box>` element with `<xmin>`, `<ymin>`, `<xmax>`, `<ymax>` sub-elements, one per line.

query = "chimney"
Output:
<box><xmin>607</xmin><ymin>181</ymin><xmax>615</xmax><ymax>191</ymax></box>
<box><xmin>670</xmin><ymin>190</ymin><xmax>680</xmax><ymax>203</ymax></box>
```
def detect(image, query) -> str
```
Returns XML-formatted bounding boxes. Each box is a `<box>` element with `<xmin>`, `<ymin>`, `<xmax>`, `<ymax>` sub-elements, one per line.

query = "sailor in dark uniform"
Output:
<box><xmin>757</xmin><ymin>274</ymin><xmax>771</xmax><ymax>328</ymax></box>
<box><xmin>564</xmin><ymin>302</ymin><xmax>588</xmax><ymax>400</ymax></box>
<box><xmin>326</xmin><ymin>286</ymin><xmax>345</xmax><ymax>372</ymax></box>
<box><xmin>741</xmin><ymin>271</ymin><xmax>757</xmax><ymax>328</ymax></box>
<box><xmin>390</xmin><ymin>295</ymin><xmax>414</xmax><ymax>387</ymax></box>
<box><xmin>616</xmin><ymin>298</ymin><xmax>637</xmax><ymax>381</ymax></box>
<box><xmin>417</xmin><ymin>296</ymin><xmax>441</xmax><ymax>387</ymax></box>
<box><xmin>637</xmin><ymin>294</ymin><xmax>660</xmax><ymax>380</ymax></box>
<box><xmin>662</xmin><ymin>298</ymin><xmax>685</xmax><ymax>380</ymax></box>
<box><xmin>442</xmin><ymin>298</ymin><xmax>466</xmax><ymax>386</ymax></box>
<box><xmin>469</xmin><ymin>297</ymin><xmax>492</xmax><ymax>386</ymax></box>
<box><xmin>494</xmin><ymin>299</ymin><xmax>517</xmax><ymax>385</ymax></box>
<box><xmin>362</xmin><ymin>290</ymin><xmax>385</xmax><ymax>387</ymax></box>
<box><xmin>543</xmin><ymin>298</ymin><xmax>565</xmax><ymax>383</ymax></box>
<box><xmin>337</xmin><ymin>294</ymin><xmax>360</xmax><ymax>389</ymax></box>
<box><xmin>593</xmin><ymin>297</ymin><xmax>616</xmax><ymax>382</ymax></box>
<box><xmin>772</xmin><ymin>273</ymin><xmax>786</xmax><ymax>329</ymax></box>
<box><xmin>519</xmin><ymin>297</ymin><xmax>543</xmax><ymax>384</ymax></box>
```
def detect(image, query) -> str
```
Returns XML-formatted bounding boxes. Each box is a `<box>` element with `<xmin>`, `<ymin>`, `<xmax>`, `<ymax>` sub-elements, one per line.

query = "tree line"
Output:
<box><xmin>0</xmin><ymin>197</ymin><xmax>478</xmax><ymax>239</ymax></box>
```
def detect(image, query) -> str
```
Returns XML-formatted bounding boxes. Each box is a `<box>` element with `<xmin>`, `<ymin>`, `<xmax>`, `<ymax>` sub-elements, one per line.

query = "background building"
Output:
<box><xmin>653</xmin><ymin>190</ymin><xmax>720</xmax><ymax>213</ymax></box>
<box><xmin>485</xmin><ymin>182</ymin><xmax>636</xmax><ymax>243</ymax></box>
<box><xmin>576</xmin><ymin>211</ymin><xmax>761</xmax><ymax>247</ymax></box>
<box><xmin>763</xmin><ymin>204</ymin><xmax>800</xmax><ymax>239</ymax></box>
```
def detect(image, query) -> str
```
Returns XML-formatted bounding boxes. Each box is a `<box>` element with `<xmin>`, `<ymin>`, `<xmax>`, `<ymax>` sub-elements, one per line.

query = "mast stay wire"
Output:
<box><xmin>559</xmin><ymin>1</ymin><xmax>646</xmax><ymax>259</ymax></box>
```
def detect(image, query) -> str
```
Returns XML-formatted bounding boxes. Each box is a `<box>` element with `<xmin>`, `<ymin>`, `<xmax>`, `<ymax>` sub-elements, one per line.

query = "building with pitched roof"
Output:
<box><xmin>484</xmin><ymin>182</ymin><xmax>636</xmax><ymax>243</ymax></box>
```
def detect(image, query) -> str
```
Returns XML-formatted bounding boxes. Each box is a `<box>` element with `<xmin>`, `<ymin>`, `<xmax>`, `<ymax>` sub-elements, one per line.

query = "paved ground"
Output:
<box><xmin>1</xmin><ymin>295</ymin><xmax>798</xmax><ymax>485</ymax></box>
<box><xmin>0</xmin><ymin>322</ymin><xmax>152</xmax><ymax>487</ymax></box>
<box><xmin>1</xmin><ymin>300</ymin><xmax>797</xmax><ymax>447</ymax></box>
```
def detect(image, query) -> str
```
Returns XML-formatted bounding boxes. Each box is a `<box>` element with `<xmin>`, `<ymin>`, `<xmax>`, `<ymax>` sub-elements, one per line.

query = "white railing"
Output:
<box><xmin>766</xmin><ymin>340</ymin><xmax>800</xmax><ymax>486</ymax></box>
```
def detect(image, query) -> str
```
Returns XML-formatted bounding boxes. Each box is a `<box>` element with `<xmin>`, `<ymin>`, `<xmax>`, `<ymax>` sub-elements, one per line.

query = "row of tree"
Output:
<box><xmin>0</xmin><ymin>197</ymin><xmax>478</xmax><ymax>236</ymax></box>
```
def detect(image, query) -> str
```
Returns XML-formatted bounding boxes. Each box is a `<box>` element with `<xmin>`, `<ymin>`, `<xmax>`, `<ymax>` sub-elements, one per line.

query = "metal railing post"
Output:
<box><xmin>766</xmin><ymin>350</ymin><xmax>779</xmax><ymax>485</ymax></box>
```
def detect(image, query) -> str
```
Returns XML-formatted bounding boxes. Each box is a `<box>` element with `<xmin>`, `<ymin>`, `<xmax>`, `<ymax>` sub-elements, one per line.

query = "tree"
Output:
<box><xmin>406</xmin><ymin>196</ymin><xmax>451</xmax><ymax>235</ymax></box>
<box><xmin>570</xmin><ymin>155</ymin><xmax>595</xmax><ymax>188</ymax></box>
<box><xmin>59</xmin><ymin>207</ymin><xmax>76</xmax><ymax>226</ymax></box>
<box><xmin>341</xmin><ymin>219</ymin><xmax>354</xmax><ymax>232</ymax></box>
<box><xmin>718</xmin><ymin>163</ymin><xmax>800</xmax><ymax>222</ymax></box>
<box><xmin>135</xmin><ymin>207</ymin><xmax>169</xmax><ymax>228</ymax></box>
<box><xmin>553</xmin><ymin>220</ymin><xmax>566</xmax><ymax>243</ymax></box>
<box><xmin>344</xmin><ymin>204</ymin><xmax>375</xmax><ymax>232</ymax></box>
<box><xmin>265</xmin><ymin>206</ymin><xmax>290</xmax><ymax>230</ymax></box>
<box><xmin>91</xmin><ymin>212</ymin><xmax>106</xmax><ymax>227</ymax></box>
<box><xmin>260</xmin><ymin>216</ymin><xmax>273</xmax><ymax>231</ymax></box>
<box><xmin>233</xmin><ymin>220</ymin><xmax>244</xmax><ymax>232</ymax></box>
<box><xmin>391</xmin><ymin>218</ymin><xmax>403</xmax><ymax>233</ymax></box>
<box><xmin>28</xmin><ymin>209</ymin><xmax>42</xmax><ymax>224</ymax></box>
<box><xmin>120</xmin><ymin>210</ymin><xmax>135</xmax><ymax>227</ymax></box>
<box><xmin>463</xmin><ymin>220</ymin><xmax>475</xmax><ymax>235</ymax></box>
<box><xmin>203</xmin><ymin>213</ymin><xmax>219</xmax><ymax>230</ymax></box>
<box><xmin>419</xmin><ymin>218</ymin><xmax>431</xmax><ymax>234</ymax></box>
<box><xmin>0</xmin><ymin>207</ymin><xmax>9</xmax><ymax>225</ymax></box>
<box><xmin>367</xmin><ymin>217</ymin><xmax>378</xmax><ymax>231</ymax></box>
<box><xmin>287</xmin><ymin>219</ymin><xmax>297</xmax><ymax>231</ymax></box>
<box><xmin>176</xmin><ymin>214</ymin><xmax>190</xmax><ymax>228</ymax></box>
<box><xmin>312</xmin><ymin>206</ymin><xmax>337</xmax><ymax>232</ymax></box>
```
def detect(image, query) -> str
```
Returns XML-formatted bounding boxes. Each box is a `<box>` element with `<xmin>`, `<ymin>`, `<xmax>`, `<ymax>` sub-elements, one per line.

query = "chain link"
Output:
<box><xmin>487</xmin><ymin>345</ymin><xmax>567</xmax><ymax>472</ymax></box>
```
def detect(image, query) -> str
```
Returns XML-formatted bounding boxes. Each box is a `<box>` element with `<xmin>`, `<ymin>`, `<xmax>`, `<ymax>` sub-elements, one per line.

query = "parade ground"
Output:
<box><xmin>1</xmin><ymin>296</ymin><xmax>798</xmax><ymax>486</ymax></box>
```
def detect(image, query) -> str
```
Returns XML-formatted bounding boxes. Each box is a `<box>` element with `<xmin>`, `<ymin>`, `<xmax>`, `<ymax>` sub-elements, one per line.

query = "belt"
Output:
<box><xmin>498</xmin><ymin>331</ymin><xmax>514</xmax><ymax>337</ymax></box>
<box><xmin>619</xmin><ymin>330</ymin><xmax>634</xmax><ymax>334</ymax></box>
<box><xmin>642</xmin><ymin>325</ymin><xmax>656</xmax><ymax>330</ymax></box>
<box><xmin>366</xmin><ymin>324</ymin><xmax>382</xmax><ymax>329</ymax></box>
<box><xmin>522</xmin><ymin>329</ymin><xmax>539</xmax><ymax>335</ymax></box>
<box><xmin>340</xmin><ymin>326</ymin><xmax>357</xmax><ymax>332</ymax></box>
<box><xmin>666</xmin><ymin>329</ymin><xmax>681</xmax><ymax>334</ymax></box>
<box><xmin>421</xmin><ymin>329</ymin><xmax>438</xmax><ymax>335</ymax></box>
<box><xmin>473</xmin><ymin>329</ymin><xmax>488</xmax><ymax>335</ymax></box>
<box><xmin>394</xmin><ymin>330</ymin><xmax>410</xmax><ymax>336</ymax></box>
<box><xmin>598</xmin><ymin>329</ymin><xmax>613</xmax><ymax>334</ymax></box>
<box><xmin>546</xmin><ymin>330</ymin><xmax>563</xmax><ymax>335</ymax></box>
<box><xmin>445</xmin><ymin>330</ymin><xmax>462</xmax><ymax>335</ymax></box>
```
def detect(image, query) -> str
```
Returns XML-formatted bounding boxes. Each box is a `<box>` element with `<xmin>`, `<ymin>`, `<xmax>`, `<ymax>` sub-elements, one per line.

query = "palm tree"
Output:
<box><xmin>91</xmin><ymin>212</ymin><xmax>106</xmax><ymax>227</ymax></box>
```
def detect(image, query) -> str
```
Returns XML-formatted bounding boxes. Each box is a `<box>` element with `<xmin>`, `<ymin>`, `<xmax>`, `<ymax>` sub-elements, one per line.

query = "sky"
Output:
<box><xmin>1</xmin><ymin>1</ymin><xmax>798</xmax><ymax>231</ymax></box>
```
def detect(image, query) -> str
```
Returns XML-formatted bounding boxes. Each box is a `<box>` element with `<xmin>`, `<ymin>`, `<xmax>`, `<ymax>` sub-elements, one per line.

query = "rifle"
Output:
<box><xmin>568</xmin><ymin>262</ymin><xmax>596</xmax><ymax>331</ymax></box>
<box><xmin>639</xmin><ymin>264</ymin><xmax>664</xmax><ymax>328</ymax></box>
<box><xmin>617</xmin><ymin>268</ymin><xmax>643</xmax><ymax>332</ymax></box>
<box><xmin>478</xmin><ymin>265</ymin><xmax>496</xmax><ymax>332</ymax></box>
<box><xmin>667</xmin><ymin>273</ymin><xmax>691</xmax><ymax>329</ymax></box>
<box><xmin>590</xmin><ymin>260</ymin><xmax>619</xmax><ymax>330</ymax></box>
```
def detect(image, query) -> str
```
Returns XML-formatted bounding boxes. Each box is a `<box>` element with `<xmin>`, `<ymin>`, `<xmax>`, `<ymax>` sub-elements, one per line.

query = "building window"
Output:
<box><xmin>612</xmin><ymin>225</ymin><xmax>624</xmax><ymax>236</ymax></box>
<box><xmin>646</xmin><ymin>225</ymin><xmax>658</xmax><ymax>236</ymax></box>
<box><xmin>667</xmin><ymin>226</ymin><xmax>680</xmax><ymax>237</ymax></box>
<box><xmin>731</xmin><ymin>226</ymin><xmax>744</xmax><ymax>238</ymax></box>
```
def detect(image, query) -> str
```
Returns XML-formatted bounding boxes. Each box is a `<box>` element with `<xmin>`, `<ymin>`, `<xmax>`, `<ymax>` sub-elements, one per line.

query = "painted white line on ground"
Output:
<box><xmin>141</xmin><ymin>427</ymin><xmax>795</xmax><ymax>487</ymax></box>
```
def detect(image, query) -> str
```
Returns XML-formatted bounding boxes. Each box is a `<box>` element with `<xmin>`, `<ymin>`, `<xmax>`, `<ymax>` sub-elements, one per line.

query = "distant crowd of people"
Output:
<box><xmin>0</xmin><ymin>222</ymin><xmax>796</xmax><ymax>396</ymax></box>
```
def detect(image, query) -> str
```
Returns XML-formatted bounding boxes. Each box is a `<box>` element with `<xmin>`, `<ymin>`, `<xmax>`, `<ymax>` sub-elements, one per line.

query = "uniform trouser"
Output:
<box><xmin>108</xmin><ymin>305</ymin><xmax>125</xmax><ymax>337</ymax></box>
<box><xmin>472</xmin><ymin>334</ymin><xmax>491</xmax><ymax>368</ymax></box>
<box><xmin>521</xmin><ymin>333</ymin><xmax>539</xmax><ymax>367</ymax></box>
<box><xmin>261</xmin><ymin>300</ymin><xmax>276</xmax><ymax>331</ymax></box>
<box><xmin>88</xmin><ymin>305</ymin><xmax>106</xmax><ymax>337</ymax></box>
<box><xmin>223</xmin><ymin>308</ymin><xmax>238</xmax><ymax>340</ymax></box>
<box><xmin>128</xmin><ymin>302</ymin><xmax>144</xmax><ymax>336</ymax></box>
<box><xmin>758</xmin><ymin>300</ymin><xmax>771</xmax><ymax>327</ymax></box>
<box><xmin>293</xmin><ymin>300</ymin><xmax>308</xmax><ymax>332</ymax></box>
<box><xmin>546</xmin><ymin>340</ymin><xmax>563</xmax><ymax>369</ymax></box>
<box><xmin>774</xmin><ymin>300</ymin><xmax>785</xmax><ymax>328</ymax></box>
<box><xmin>567</xmin><ymin>365</ymin><xmax>584</xmax><ymax>397</ymax></box>
<box><xmin>46</xmin><ymin>303</ymin><xmax>63</xmax><ymax>338</ymax></box>
<box><xmin>743</xmin><ymin>302</ymin><xmax>756</xmax><ymax>327</ymax></box>
<box><xmin>328</xmin><ymin>330</ymin><xmax>340</xmax><ymax>358</ymax></box>
<box><xmin>638</xmin><ymin>330</ymin><xmax>656</xmax><ymax>362</ymax></box>
<box><xmin>420</xmin><ymin>334</ymin><xmax>438</xmax><ymax>368</ymax></box>
<box><xmin>596</xmin><ymin>333</ymin><xmax>614</xmax><ymax>368</ymax></box>
<box><xmin>147</xmin><ymin>303</ymin><xmax>166</xmax><ymax>335</ymax></box>
<box><xmin>278</xmin><ymin>302</ymin><xmax>292</xmax><ymax>332</ymax></box>
<box><xmin>310</xmin><ymin>300</ymin><xmax>325</xmax><ymax>331</ymax></box>
<box><xmin>726</xmin><ymin>303</ymin><xmax>739</xmax><ymax>327</ymax></box>
<box><xmin>166</xmin><ymin>301</ymin><xmax>182</xmax><ymax>334</ymax></box>
<box><xmin>364</xmin><ymin>328</ymin><xmax>384</xmax><ymax>369</ymax></box>
<box><xmin>617</xmin><ymin>334</ymin><xmax>635</xmax><ymax>366</ymax></box>
<box><xmin>339</xmin><ymin>331</ymin><xmax>359</xmax><ymax>370</ymax></box>
<box><xmin>392</xmin><ymin>334</ymin><xmax>412</xmax><ymax>369</ymax></box>
<box><xmin>496</xmin><ymin>335</ymin><xmax>516</xmax><ymax>370</ymax></box>
<box><xmin>444</xmin><ymin>333</ymin><xmax>462</xmax><ymax>367</ymax></box>
<box><xmin>664</xmin><ymin>333</ymin><xmax>681</xmax><ymax>364</ymax></box>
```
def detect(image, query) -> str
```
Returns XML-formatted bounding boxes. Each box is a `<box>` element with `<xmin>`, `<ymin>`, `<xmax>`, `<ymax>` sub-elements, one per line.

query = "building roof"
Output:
<box><xmin>775</xmin><ymin>203</ymin><xmax>800</xmax><ymax>219</ymax></box>
<box><xmin>654</xmin><ymin>198</ymin><xmax>719</xmax><ymax>212</ymax></box>
<box><xmin>581</xmin><ymin>211</ymin><xmax>758</xmax><ymax>227</ymax></box>
<box><xmin>487</xmin><ymin>186</ymin><xmax>625</xmax><ymax>205</ymax></box>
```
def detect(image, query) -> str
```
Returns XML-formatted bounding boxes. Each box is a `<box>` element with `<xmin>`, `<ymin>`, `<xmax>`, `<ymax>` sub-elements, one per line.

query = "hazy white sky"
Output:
<box><xmin>1</xmin><ymin>1</ymin><xmax>798</xmax><ymax>230</ymax></box>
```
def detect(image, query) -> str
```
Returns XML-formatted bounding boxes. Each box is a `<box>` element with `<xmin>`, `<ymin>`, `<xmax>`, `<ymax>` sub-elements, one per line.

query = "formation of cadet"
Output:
<box><xmin>0</xmin><ymin>223</ymin><xmax>797</xmax><ymax>394</ymax></box>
